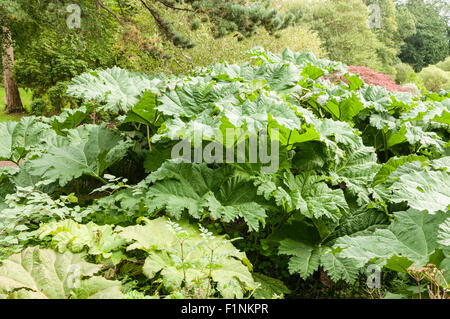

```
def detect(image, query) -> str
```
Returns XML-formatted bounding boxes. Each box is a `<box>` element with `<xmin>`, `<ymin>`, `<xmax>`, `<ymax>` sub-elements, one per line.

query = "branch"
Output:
<box><xmin>139</xmin><ymin>0</ymin><xmax>174</xmax><ymax>40</ymax></box>
<box><xmin>115</xmin><ymin>0</ymin><xmax>125</xmax><ymax>16</ymax></box>
<box><xmin>96</xmin><ymin>0</ymin><xmax>125</xmax><ymax>27</ymax></box>
<box><xmin>155</xmin><ymin>0</ymin><xmax>193</xmax><ymax>12</ymax></box>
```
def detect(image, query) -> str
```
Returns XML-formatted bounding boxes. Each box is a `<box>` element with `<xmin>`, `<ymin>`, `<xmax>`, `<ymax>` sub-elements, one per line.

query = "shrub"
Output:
<box><xmin>405</xmin><ymin>71</ymin><xmax>428</xmax><ymax>95</ymax></box>
<box><xmin>436</xmin><ymin>56</ymin><xmax>450</xmax><ymax>72</ymax></box>
<box><xmin>394</xmin><ymin>63</ymin><xmax>414</xmax><ymax>84</ymax></box>
<box><xmin>345</xmin><ymin>65</ymin><xmax>414</xmax><ymax>92</ymax></box>
<box><xmin>29</xmin><ymin>98</ymin><xmax>48</xmax><ymax>116</ymax></box>
<box><xmin>3</xmin><ymin>48</ymin><xmax>447</xmax><ymax>299</ymax></box>
<box><xmin>48</xmin><ymin>81</ymin><xmax>71</xmax><ymax>113</ymax></box>
<box><xmin>186</xmin><ymin>25</ymin><xmax>325</xmax><ymax>69</ymax></box>
<box><xmin>418</xmin><ymin>65</ymin><xmax>450</xmax><ymax>93</ymax></box>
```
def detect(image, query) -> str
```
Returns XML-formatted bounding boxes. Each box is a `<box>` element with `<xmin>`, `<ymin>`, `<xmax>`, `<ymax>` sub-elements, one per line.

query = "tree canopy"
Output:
<box><xmin>398</xmin><ymin>0</ymin><xmax>450</xmax><ymax>71</ymax></box>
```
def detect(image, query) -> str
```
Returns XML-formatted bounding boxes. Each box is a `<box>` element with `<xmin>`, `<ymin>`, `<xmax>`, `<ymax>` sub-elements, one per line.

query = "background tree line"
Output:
<box><xmin>0</xmin><ymin>0</ymin><xmax>449</xmax><ymax>116</ymax></box>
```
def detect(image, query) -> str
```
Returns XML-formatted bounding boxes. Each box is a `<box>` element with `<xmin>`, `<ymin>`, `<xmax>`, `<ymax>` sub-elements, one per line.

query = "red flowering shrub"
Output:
<box><xmin>326</xmin><ymin>65</ymin><xmax>415</xmax><ymax>92</ymax></box>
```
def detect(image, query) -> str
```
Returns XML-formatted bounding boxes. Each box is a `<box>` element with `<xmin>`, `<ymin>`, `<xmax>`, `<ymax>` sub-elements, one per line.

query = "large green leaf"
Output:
<box><xmin>330</xmin><ymin>209</ymin><xmax>448</xmax><ymax>272</ymax></box>
<box><xmin>372</xmin><ymin>155</ymin><xmax>427</xmax><ymax>186</ymax></box>
<box><xmin>45</xmin><ymin>105</ymin><xmax>93</xmax><ymax>134</ymax></box>
<box><xmin>152</xmin><ymin>81</ymin><xmax>242</xmax><ymax>141</ymax></box>
<box><xmin>359</xmin><ymin>86</ymin><xmax>393</xmax><ymax>110</ymax></box>
<box><xmin>403</xmin><ymin>100</ymin><xmax>450</xmax><ymax>125</ymax></box>
<box><xmin>255</xmin><ymin>171</ymin><xmax>348</xmax><ymax>222</ymax></box>
<box><xmin>385</xmin><ymin>162</ymin><xmax>450</xmax><ymax>213</ymax></box>
<box><xmin>300</xmin><ymin>118</ymin><xmax>362</xmax><ymax>158</ymax></box>
<box><xmin>275</xmin><ymin>203</ymin><xmax>385</xmax><ymax>284</ymax></box>
<box><xmin>156</xmin><ymin>81</ymin><xmax>239</xmax><ymax>117</ymax></box>
<box><xmin>0</xmin><ymin>121</ymin><xmax>16</xmax><ymax>161</ymax></box>
<box><xmin>223</xmin><ymin>94</ymin><xmax>301</xmax><ymax>132</ymax></box>
<box><xmin>402</xmin><ymin>122</ymin><xmax>445</xmax><ymax>151</ymax></box>
<box><xmin>328</xmin><ymin>145</ymin><xmax>379</xmax><ymax>205</ymax></box>
<box><xmin>0</xmin><ymin>247</ymin><xmax>122</xmax><ymax>299</ymax></box>
<box><xmin>252</xmin><ymin>273</ymin><xmax>291</xmax><ymax>299</ymax></box>
<box><xmin>155</xmin><ymin>88</ymin><xmax>300</xmax><ymax>142</ymax></box>
<box><xmin>322</xmin><ymin>93</ymin><xmax>364</xmax><ymax>121</ymax></box>
<box><xmin>37</xmin><ymin>220</ymin><xmax>126</xmax><ymax>263</ymax></box>
<box><xmin>0</xmin><ymin>117</ymin><xmax>49</xmax><ymax>162</ymax></box>
<box><xmin>320</xmin><ymin>251</ymin><xmax>360</xmax><ymax>284</ymax></box>
<box><xmin>26</xmin><ymin>125</ymin><xmax>132</xmax><ymax>186</ymax></box>
<box><xmin>253</xmin><ymin>61</ymin><xmax>302</xmax><ymax>92</ymax></box>
<box><xmin>145</xmin><ymin>161</ymin><xmax>267</xmax><ymax>231</ymax></box>
<box><xmin>131</xmin><ymin>91</ymin><xmax>158</xmax><ymax>124</ymax></box>
<box><xmin>327</xmin><ymin>201</ymin><xmax>389</xmax><ymax>242</ymax></box>
<box><xmin>278</xmin><ymin>239</ymin><xmax>321</xmax><ymax>279</ymax></box>
<box><xmin>117</xmin><ymin>217</ymin><xmax>256</xmax><ymax>298</ymax></box>
<box><xmin>70</xmin><ymin>277</ymin><xmax>123</xmax><ymax>299</ymax></box>
<box><xmin>437</xmin><ymin>218</ymin><xmax>450</xmax><ymax>247</ymax></box>
<box><xmin>67</xmin><ymin>67</ymin><xmax>164</xmax><ymax>113</ymax></box>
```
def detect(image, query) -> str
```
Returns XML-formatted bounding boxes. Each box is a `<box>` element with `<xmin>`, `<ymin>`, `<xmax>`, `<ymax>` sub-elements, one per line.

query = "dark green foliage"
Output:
<box><xmin>398</xmin><ymin>0</ymin><xmax>450</xmax><ymax>71</ymax></box>
<box><xmin>29</xmin><ymin>98</ymin><xmax>47</xmax><ymax>116</ymax></box>
<box><xmin>0</xmin><ymin>48</ymin><xmax>449</xmax><ymax>299</ymax></box>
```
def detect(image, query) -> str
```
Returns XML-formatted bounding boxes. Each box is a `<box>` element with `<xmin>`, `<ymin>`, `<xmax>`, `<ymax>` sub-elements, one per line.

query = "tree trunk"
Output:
<box><xmin>2</xmin><ymin>26</ymin><xmax>24</xmax><ymax>114</ymax></box>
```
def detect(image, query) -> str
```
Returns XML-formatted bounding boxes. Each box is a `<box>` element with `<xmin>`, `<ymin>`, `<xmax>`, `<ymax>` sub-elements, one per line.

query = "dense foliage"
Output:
<box><xmin>0</xmin><ymin>48</ymin><xmax>449</xmax><ymax>299</ymax></box>
<box><xmin>3</xmin><ymin>0</ymin><xmax>449</xmax><ymax>115</ymax></box>
<box><xmin>299</xmin><ymin>0</ymin><xmax>384</xmax><ymax>71</ymax></box>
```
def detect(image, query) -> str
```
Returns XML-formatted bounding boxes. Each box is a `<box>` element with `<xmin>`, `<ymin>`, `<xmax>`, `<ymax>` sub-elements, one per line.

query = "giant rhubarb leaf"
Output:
<box><xmin>117</xmin><ymin>217</ymin><xmax>256</xmax><ymax>298</ymax></box>
<box><xmin>330</xmin><ymin>209</ymin><xmax>448</xmax><ymax>272</ymax></box>
<box><xmin>0</xmin><ymin>247</ymin><xmax>122</xmax><ymax>299</ymax></box>
<box><xmin>278</xmin><ymin>239</ymin><xmax>321</xmax><ymax>279</ymax></box>
<box><xmin>144</xmin><ymin>161</ymin><xmax>267</xmax><ymax>231</ymax></box>
<box><xmin>37</xmin><ymin>220</ymin><xmax>126</xmax><ymax>262</ymax></box>
<box><xmin>0</xmin><ymin>117</ymin><xmax>49</xmax><ymax>162</ymax></box>
<box><xmin>378</xmin><ymin>161</ymin><xmax>450</xmax><ymax>213</ymax></box>
<box><xmin>438</xmin><ymin>218</ymin><xmax>450</xmax><ymax>247</ymax></box>
<box><xmin>328</xmin><ymin>145</ymin><xmax>379</xmax><ymax>205</ymax></box>
<box><xmin>67</xmin><ymin>67</ymin><xmax>164</xmax><ymax>113</ymax></box>
<box><xmin>222</xmin><ymin>94</ymin><xmax>301</xmax><ymax>132</ymax></box>
<box><xmin>26</xmin><ymin>125</ymin><xmax>132</xmax><ymax>186</ymax></box>
<box><xmin>255</xmin><ymin>171</ymin><xmax>348</xmax><ymax>222</ymax></box>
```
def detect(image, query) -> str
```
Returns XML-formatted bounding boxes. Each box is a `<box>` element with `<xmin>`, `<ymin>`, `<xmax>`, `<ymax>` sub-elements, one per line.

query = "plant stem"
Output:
<box><xmin>206</xmin><ymin>249</ymin><xmax>214</xmax><ymax>297</ymax></box>
<box><xmin>418</xmin><ymin>279</ymin><xmax>422</xmax><ymax>299</ymax></box>
<box><xmin>146</xmin><ymin>125</ymin><xmax>152</xmax><ymax>152</ymax></box>
<box><xmin>267</xmin><ymin>206</ymin><xmax>293</xmax><ymax>240</ymax></box>
<box><xmin>93</xmin><ymin>174</ymin><xmax>108</xmax><ymax>185</ymax></box>
<box><xmin>382</xmin><ymin>130</ymin><xmax>388</xmax><ymax>162</ymax></box>
<box><xmin>180</xmin><ymin>240</ymin><xmax>186</xmax><ymax>285</ymax></box>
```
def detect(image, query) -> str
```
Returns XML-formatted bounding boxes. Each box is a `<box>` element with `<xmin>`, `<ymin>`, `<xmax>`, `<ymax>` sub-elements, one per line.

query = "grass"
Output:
<box><xmin>0</xmin><ymin>87</ymin><xmax>32</xmax><ymax>122</ymax></box>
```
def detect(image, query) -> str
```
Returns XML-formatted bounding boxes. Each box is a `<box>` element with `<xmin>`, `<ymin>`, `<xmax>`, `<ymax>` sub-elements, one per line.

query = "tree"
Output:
<box><xmin>1</xmin><ymin>26</ymin><xmax>23</xmax><ymax>113</ymax></box>
<box><xmin>398</xmin><ymin>0</ymin><xmax>450</xmax><ymax>72</ymax></box>
<box><xmin>0</xmin><ymin>0</ymin><xmax>119</xmax><ymax>113</ymax></box>
<box><xmin>11</xmin><ymin>1</ymin><xmax>118</xmax><ymax>98</ymax></box>
<box><xmin>0</xmin><ymin>1</ymin><xmax>26</xmax><ymax>113</ymax></box>
<box><xmin>96</xmin><ymin>0</ymin><xmax>301</xmax><ymax>49</ymax></box>
<box><xmin>367</xmin><ymin>0</ymin><xmax>414</xmax><ymax>74</ymax></box>
<box><xmin>301</xmin><ymin>0</ymin><xmax>383</xmax><ymax>70</ymax></box>
<box><xmin>105</xmin><ymin>0</ymin><xmax>323</xmax><ymax>75</ymax></box>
